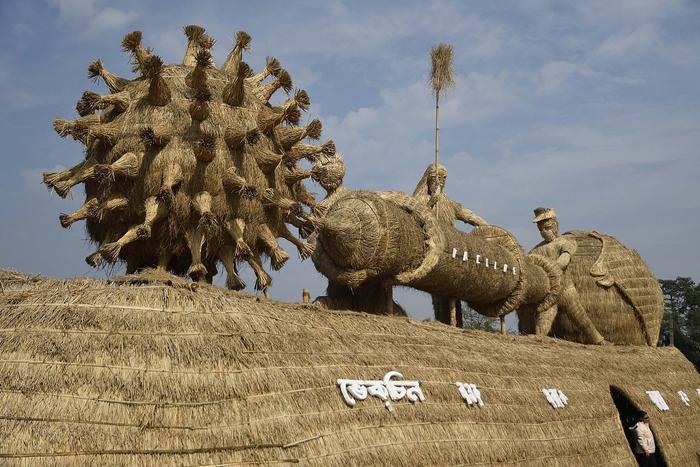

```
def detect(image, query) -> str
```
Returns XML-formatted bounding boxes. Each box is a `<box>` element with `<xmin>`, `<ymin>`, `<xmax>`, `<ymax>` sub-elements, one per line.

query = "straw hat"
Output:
<box><xmin>533</xmin><ymin>207</ymin><xmax>557</xmax><ymax>223</ymax></box>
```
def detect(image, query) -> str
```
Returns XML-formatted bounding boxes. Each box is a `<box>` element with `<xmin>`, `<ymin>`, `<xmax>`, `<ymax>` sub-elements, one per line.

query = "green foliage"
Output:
<box><xmin>658</xmin><ymin>277</ymin><xmax>700</xmax><ymax>372</ymax></box>
<box><xmin>461</xmin><ymin>303</ymin><xmax>499</xmax><ymax>333</ymax></box>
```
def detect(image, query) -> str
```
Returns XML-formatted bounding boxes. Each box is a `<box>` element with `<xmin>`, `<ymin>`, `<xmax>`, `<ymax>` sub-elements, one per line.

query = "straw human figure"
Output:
<box><xmin>413</xmin><ymin>164</ymin><xmax>488</xmax><ymax>326</ymax></box>
<box><xmin>529</xmin><ymin>208</ymin><xmax>606</xmax><ymax>344</ymax></box>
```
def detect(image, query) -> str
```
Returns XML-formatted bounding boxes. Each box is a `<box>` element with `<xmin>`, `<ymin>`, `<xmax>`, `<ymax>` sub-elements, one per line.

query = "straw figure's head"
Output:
<box><xmin>413</xmin><ymin>164</ymin><xmax>448</xmax><ymax>203</ymax></box>
<box><xmin>533</xmin><ymin>207</ymin><xmax>558</xmax><ymax>243</ymax></box>
<box><xmin>43</xmin><ymin>26</ymin><xmax>337</xmax><ymax>294</ymax></box>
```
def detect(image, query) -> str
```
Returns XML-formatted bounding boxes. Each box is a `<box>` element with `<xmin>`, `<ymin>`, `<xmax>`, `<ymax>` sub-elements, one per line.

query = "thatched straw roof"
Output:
<box><xmin>1</xmin><ymin>271</ymin><xmax>698</xmax><ymax>465</ymax></box>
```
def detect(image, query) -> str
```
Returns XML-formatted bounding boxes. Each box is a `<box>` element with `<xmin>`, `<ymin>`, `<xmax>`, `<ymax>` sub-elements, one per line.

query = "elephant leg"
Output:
<box><xmin>432</xmin><ymin>295</ymin><xmax>451</xmax><ymax>324</ymax></box>
<box><xmin>558</xmin><ymin>285</ymin><xmax>605</xmax><ymax>344</ymax></box>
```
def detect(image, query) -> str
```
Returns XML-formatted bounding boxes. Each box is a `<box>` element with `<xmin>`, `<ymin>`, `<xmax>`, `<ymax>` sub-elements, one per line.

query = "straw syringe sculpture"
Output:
<box><xmin>43</xmin><ymin>26</ymin><xmax>334</xmax><ymax>293</ymax></box>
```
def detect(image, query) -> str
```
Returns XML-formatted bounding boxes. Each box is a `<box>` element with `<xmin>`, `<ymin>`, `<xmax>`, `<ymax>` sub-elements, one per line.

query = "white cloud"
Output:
<box><xmin>575</xmin><ymin>0</ymin><xmax>683</xmax><ymax>20</ymax></box>
<box><xmin>535</xmin><ymin>61</ymin><xmax>593</xmax><ymax>95</ymax></box>
<box><xmin>87</xmin><ymin>7</ymin><xmax>137</xmax><ymax>34</ymax></box>
<box><xmin>264</xmin><ymin>2</ymin><xmax>506</xmax><ymax>59</ymax></box>
<box><xmin>49</xmin><ymin>0</ymin><xmax>99</xmax><ymax>19</ymax></box>
<box><xmin>595</xmin><ymin>24</ymin><xmax>660</xmax><ymax>58</ymax></box>
<box><xmin>49</xmin><ymin>0</ymin><xmax>137</xmax><ymax>35</ymax></box>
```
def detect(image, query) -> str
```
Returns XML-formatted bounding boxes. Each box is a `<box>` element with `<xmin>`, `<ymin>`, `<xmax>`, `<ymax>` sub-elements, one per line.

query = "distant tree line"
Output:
<box><xmin>658</xmin><ymin>277</ymin><xmax>700</xmax><ymax>371</ymax></box>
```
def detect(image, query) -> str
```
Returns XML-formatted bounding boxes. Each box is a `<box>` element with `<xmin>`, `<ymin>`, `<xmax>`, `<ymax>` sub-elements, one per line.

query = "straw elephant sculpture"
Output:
<box><xmin>311</xmin><ymin>190</ymin><xmax>664</xmax><ymax>346</ymax></box>
<box><xmin>44</xmin><ymin>26</ymin><xmax>334</xmax><ymax>294</ymax></box>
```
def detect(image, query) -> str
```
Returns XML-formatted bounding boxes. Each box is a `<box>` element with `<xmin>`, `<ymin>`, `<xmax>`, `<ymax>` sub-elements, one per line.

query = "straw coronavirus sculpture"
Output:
<box><xmin>43</xmin><ymin>26</ymin><xmax>335</xmax><ymax>293</ymax></box>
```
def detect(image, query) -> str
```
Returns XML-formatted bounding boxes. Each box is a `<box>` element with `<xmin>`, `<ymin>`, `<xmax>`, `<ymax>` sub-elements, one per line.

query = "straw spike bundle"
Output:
<box><xmin>43</xmin><ymin>26</ymin><xmax>339</xmax><ymax>293</ymax></box>
<box><xmin>1</xmin><ymin>270</ymin><xmax>699</xmax><ymax>465</ymax></box>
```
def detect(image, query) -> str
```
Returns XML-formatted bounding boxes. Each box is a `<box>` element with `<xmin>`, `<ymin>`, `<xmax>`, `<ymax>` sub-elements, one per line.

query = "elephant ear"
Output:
<box><xmin>585</xmin><ymin>231</ymin><xmax>664</xmax><ymax>346</ymax></box>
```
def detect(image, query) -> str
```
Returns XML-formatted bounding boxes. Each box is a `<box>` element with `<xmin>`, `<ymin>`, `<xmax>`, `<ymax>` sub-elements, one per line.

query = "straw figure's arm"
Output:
<box><xmin>454</xmin><ymin>201</ymin><xmax>488</xmax><ymax>227</ymax></box>
<box><xmin>556</xmin><ymin>239</ymin><xmax>576</xmax><ymax>269</ymax></box>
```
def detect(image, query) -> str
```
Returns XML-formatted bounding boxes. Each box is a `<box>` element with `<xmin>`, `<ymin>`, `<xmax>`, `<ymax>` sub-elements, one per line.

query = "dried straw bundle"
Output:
<box><xmin>43</xmin><ymin>25</ymin><xmax>342</xmax><ymax>294</ymax></box>
<box><xmin>429</xmin><ymin>43</ymin><xmax>455</xmax><ymax>96</ymax></box>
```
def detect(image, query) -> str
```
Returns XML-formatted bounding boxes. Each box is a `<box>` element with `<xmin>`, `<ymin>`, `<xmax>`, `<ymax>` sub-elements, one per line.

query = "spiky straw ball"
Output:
<box><xmin>44</xmin><ymin>26</ymin><xmax>336</xmax><ymax>293</ymax></box>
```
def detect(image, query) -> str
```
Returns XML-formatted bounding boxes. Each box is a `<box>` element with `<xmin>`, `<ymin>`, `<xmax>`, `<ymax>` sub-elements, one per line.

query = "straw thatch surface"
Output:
<box><xmin>518</xmin><ymin>231</ymin><xmax>664</xmax><ymax>346</ymax></box>
<box><xmin>43</xmin><ymin>26</ymin><xmax>333</xmax><ymax>295</ymax></box>
<box><xmin>0</xmin><ymin>269</ymin><xmax>51</xmax><ymax>293</ymax></box>
<box><xmin>1</xmin><ymin>271</ymin><xmax>698</xmax><ymax>466</ymax></box>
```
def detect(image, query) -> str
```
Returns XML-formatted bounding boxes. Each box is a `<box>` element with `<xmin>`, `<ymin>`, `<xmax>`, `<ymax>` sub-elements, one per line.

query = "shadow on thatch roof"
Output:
<box><xmin>0</xmin><ymin>270</ymin><xmax>698</xmax><ymax>465</ymax></box>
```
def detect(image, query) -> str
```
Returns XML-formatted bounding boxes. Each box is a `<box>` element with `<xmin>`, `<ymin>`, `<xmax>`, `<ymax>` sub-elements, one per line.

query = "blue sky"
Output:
<box><xmin>0</xmin><ymin>0</ymin><xmax>698</xmax><ymax>323</ymax></box>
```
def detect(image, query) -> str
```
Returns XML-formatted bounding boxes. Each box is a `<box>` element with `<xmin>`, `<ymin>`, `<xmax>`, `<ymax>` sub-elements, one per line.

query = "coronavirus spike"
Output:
<box><xmin>247</xmin><ymin>56</ymin><xmax>282</xmax><ymax>86</ymax></box>
<box><xmin>59</xmin><ymin>198</ymin><xmax>99</xmax><ymax>228</ymax></box>
<box><xmin>157</xmin><ymin>162</ymin><xmax>182</xmax><ymax>204</ymax></box>
<box><xmin>256</xmin><ymin>69</ymin><xmax>292</xmax><ymax>103</ymax></box>
<box><xmin>43</xmin><ymin>160</ymin><xmax>86</xmax><ymax>191</ymax></box>
<box><xmin>222</xmin><ymin>62</ymin><xmax>252</xmax><ymax>107</ymax></box>
<box><xmin>219</xmin><ymin>244</ymin><xmax>246</xmax><ymax>290</ymax></box>
<box><xmin>252</xmin><ymin>147</ymin><xmax>282</xmax><ymax>174</ymax></box>
<box><xmin>185</xmin><ymin>49</ymin><xmax>212</xmax><ymax>91</ymax></box>
<box><xmin>94</xmin><ymin>152</ymin><xmax>143</xmax><ymax>182</ymax></box>
<box><xmin>283</xmin><ymin>139</ymin><xmax>335</xmax><ymax>166</ymax></box>
<box><xmin>121</xmin><ymin>31</ymin><xmax>152</xmax><ymax>74</ymax></box>
<box><xmin>193</xmin><ymin>134</ymin><xmax>217</xmax><ymax>163</ymax></box>
<box><xmin>258</xmin><ymin>223</ymin><xmax>289</xmax><ymax>271</ymax></box>
<box><xmin>87</xmin><ymin>120</ymin><xmax>122</xmax><ymax>145</ymax></box>
<box><xmin>224</xmin><ymin>218</ymin><xmax>252</xmax><ymax>258</ymax></box>
<box><xmin>221</xmin><ymin>30</ymin><xmax>251</xmax><ymax>76</ymax></box>
<box><xmin>277</xmin><ymin>118</ymin><xmax>322</xmax><ymax>150</ymax></box>
<box><xmin>52</xmin><ymin>162</ymin><xmax>97</xmax><ymax>198</ymax></box>
<box><xmin>182</xmin><ymin>25</ymin><xmax>206</xmax><ymax>66</ymax></box>
<box><xmin>140</xmin><ymin>126</ymin><xmax>172</xmax><ymax>148</ymax></box>
<box><xmin>143</xmin><ymin>56</ymin><xmax>171</xmax><ymax>106</ymax></box>
<box><xmin>185</xmin><ymin>227</ymin><xmax>207</xmax><ymax>281</ymax></box>
<box><xmin>53</xmin><ymin>115</ymin><xmax>101</xmax><ymax>144</ymax></box>
<box><xmin>222</xmin><ymin>166</ymin><xmax>256</xmax><ymax>198</ymax></box>
<box><xmin>256</xmin><ymin>104</ymin><xmax>297</xmax><ymax>133</ymax></box>
<box><xmin>279</xmin><ymin>223</ymin><xmax>314</xmax><ymax>260</ymax></box>
<box><xmin>262</xmin><ymin>188</ymin><xmax>302</xmax><ymax>216</ymax></box>
<box><xmin>99</xmin><ymin>195</ymin><xmax>129</xmax><ymax>217</ymax></box>
<box><xmin>189</xmin><ymin>88</ymin><xmax>211</xmax><ymax>122</ymax></box>
<box><xmin>283</xmin><ymin>166</ymin><xmax>312</xmax><ymax>185</ymax></box>
<box><xmin>224</xmin><ymin>126</ymin><xmax>258</xmax><ymax>149</ymax></box>
<box><xmin>136</xmin><ymin>196</ymin><xmax>168</xmax><ymax>239</ymax></box>
<box><xmin>192</xmin><ymin>191</ymin><xmax>217</xmax><ymax>236</ymax></box>
<box><xmin>98</xmin><ymin>225</ymin><xmax>140</xmax><ymax>263</ymax></box>
<box><xmin>76</xmin><ymin>90</ymin><xmax>130</xmax><ymax>116</ymax></box>
<box><xmin>59</xmin><ymin>195</ymin><xmax>129</xmax><ymax>229</ymax></box>
<box><xmin>247</xmin><ymin>252</ymin><xmax>272</xmax><ymax>292</ymax></box>
<box><xmin>87</xmin><ymin>59</ymin><xmax>130</xmax><ymax>93</ymax></box>
<box><xmin>281</xmin><ymin>89</ymin><xmax>310</xmax><ymax>112</ymax></box>
<box><xmin>292</xmin><ymin>182</ymin><xmax>318</xmax><ymax>211</ymax></box>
